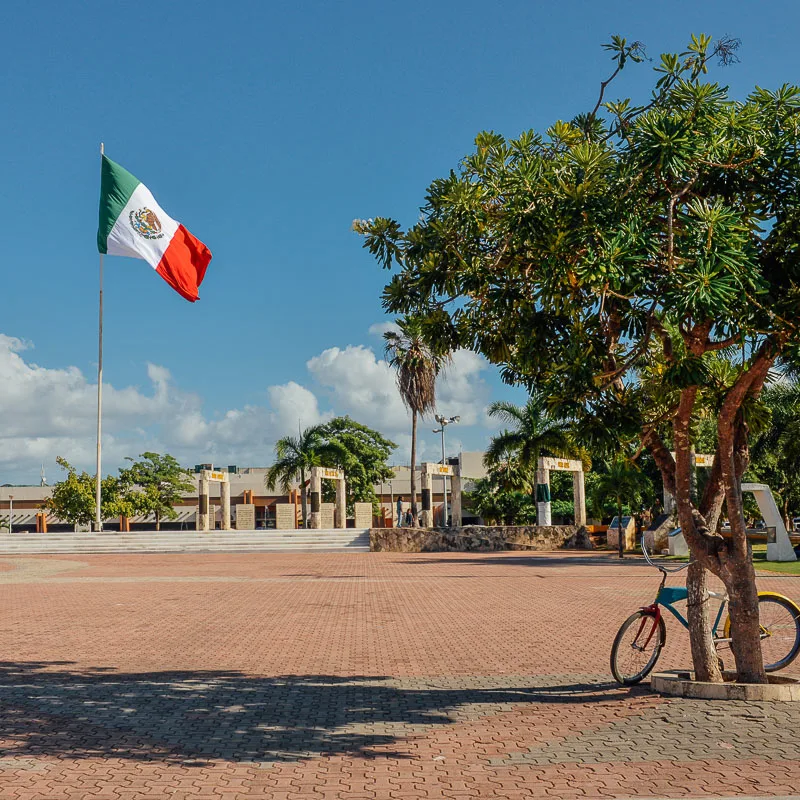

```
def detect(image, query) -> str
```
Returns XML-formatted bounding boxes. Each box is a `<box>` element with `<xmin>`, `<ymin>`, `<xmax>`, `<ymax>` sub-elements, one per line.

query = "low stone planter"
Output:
<box><xmin>652</xmin><ymin>670</ymin><xmax>800</xmax><ymax>701</ymax></box>
<box><xmin>369</xmin><ymin>525</ymin><xmax>594</xmax><ymax>553</ymax></box>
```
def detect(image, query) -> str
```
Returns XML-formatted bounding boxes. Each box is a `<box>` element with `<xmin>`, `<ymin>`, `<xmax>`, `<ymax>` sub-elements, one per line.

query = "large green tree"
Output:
<box><xmin>119</xmin><ymin>452</ymin><xmax>195</xmax><ymax>531</ymax></box>
<box><xmin>357</xmin><ymin>34</ymin><xmax>800</xmax><ymax>683</ymax></box>
<box><xmin>317</xmin><ymin>417</ymin><xmax>396</xmax><ymax>513</ymax></box>
<box><xmin>266</xmin><ymin>425</ymin><xmax>347</xmax><ymax>528</ymax></box>
<box><xmin>44</xmin><ymin>457</ymin><xmax>138</xmax><ymax>530</ymax></box>
<box><xmin>384</xmin><ymin>316</ymin><xmax>448</xmax><ymax>525</ymax></box>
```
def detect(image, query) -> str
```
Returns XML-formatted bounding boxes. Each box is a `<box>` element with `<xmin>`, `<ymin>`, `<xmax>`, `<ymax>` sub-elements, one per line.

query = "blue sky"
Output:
<box><xmin>1</xmin><ymin>0</ymin><xmax>797</xmax><ymax>482</ymax></box>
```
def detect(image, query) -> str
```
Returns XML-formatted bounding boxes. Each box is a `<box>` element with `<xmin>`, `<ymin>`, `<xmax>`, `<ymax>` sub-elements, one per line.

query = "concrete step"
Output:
<box><xmin>0</xmin><ymin>530</ymin><xmax>371</xmax><ymax>554</ymax></box>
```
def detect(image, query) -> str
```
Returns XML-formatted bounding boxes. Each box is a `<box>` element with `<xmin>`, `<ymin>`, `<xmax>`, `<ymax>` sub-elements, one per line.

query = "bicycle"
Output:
<box><xmin>610</xmin><ymin>539</ymin><xmax>800</xmax><ymax>685</ymax></box>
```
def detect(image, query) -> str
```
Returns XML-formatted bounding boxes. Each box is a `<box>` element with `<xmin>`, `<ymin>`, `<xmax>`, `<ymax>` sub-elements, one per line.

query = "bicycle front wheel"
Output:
<box><xmin>723</xmin><ymin>593</ymin><xmax>800</xmax><ymax>672</ymax></box>
<box><xmin>611</xmin><ymin>610</ymin><xmax>666</xmax><ymax>685</ymax></box>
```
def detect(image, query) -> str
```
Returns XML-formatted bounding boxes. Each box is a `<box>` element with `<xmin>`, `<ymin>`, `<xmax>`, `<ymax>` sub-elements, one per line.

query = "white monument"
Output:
<box><xmin>197</xmin><ymin>469</ymin><xmax>231</xmax><ymax>531</ymax></box>
<box><xmin>535</xmin><ymin>457</ymin><xmax>586</xmax><ymax>527</ymax></box>
<box><xmin>663</xmin><ymin>454</ymin><xmax>796</xmax><ymax>562</ymax></box>
<box><xmin>309</xmin><ymin>466</ymin><xmax>346</xmax><ymax>529</ymax></box>
<box><xmin>420</xmin><ymin>463</ymin><xmax>462</xmax><ymax>527</ymax></box>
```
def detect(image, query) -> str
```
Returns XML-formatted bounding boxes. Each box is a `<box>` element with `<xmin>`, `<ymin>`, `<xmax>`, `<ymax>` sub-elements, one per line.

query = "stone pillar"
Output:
<box><xmin>198</xmin><ymin>474</ymin><xmax>210</xmax><ymax>531</ymax></box>
<box><xmin>420</xmin><ymin>465</ymin><xmax>433</xmax><ymax>528</ymax></box>
<box><xmin>450</xmin><ymin>469</ymin><xmax>462</xmax><ymax>528</ymax></box>
<box><xmin>536</xmin><ymin>462</ymin><xmax>551</xmax><ymax>526</ymax></box>
<box><xmin>572</xmin><ymin>471</ymin><xmax>586</xmax><ymax>526</ymax></box>
<box><xmin>220</xmin><ymin>479</ymin><xmax>231</xmax><ymax>530</ymax></box>
<box><xmin>335</xmin><ymin>477</ymin><xmax>346</xmax><ymax>529</ymax></box>
<box><xmin>310</xmin><ymin>467</ymin><xmax>322</xmax><ymax>530</ymax></box>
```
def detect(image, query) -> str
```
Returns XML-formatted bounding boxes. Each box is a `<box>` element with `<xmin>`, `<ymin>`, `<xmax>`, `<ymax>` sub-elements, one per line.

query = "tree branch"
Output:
<box><xmin>705</xmin><ymin>334</ymin><xmax>741</xmax><ymax>352</ymax></box>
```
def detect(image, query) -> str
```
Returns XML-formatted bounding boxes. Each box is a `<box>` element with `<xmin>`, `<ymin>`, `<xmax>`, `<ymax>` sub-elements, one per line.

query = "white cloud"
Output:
<box><xmin>436</xmin><ymin>350</ymin><xmax>490</xmax><ymax>426</ymax></box>
<box><xmin>0</xmin><ymin>328</ymin><xmax>497</xmax><ymax>482</ymax></box>
<box><xmin>306</xmin><ymin>344</ymin><xmax>491</xmax><ymax>459</ymax></box>
<box><xmin>307</xmin><ymin>345</ymin><xmax>408</xmax><ymax>431</ymax></box>
<box><xmin>367</xmin><ymin>321</ymin><xmax>400</xmax><ymax>338</ymax></box>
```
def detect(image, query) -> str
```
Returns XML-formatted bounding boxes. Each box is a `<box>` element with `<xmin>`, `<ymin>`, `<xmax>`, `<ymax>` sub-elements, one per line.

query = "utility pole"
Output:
<box><xmin>433</xmin><ymin>415</ymin><xmax>460</xmax><ymax>526</ymax></box>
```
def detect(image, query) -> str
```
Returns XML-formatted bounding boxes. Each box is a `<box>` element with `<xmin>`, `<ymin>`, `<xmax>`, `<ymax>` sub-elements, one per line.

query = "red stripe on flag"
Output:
<box><xmin>155</xmin><ymin>225</ymin><xmax>212</xmax><ymax>302</ymax></box>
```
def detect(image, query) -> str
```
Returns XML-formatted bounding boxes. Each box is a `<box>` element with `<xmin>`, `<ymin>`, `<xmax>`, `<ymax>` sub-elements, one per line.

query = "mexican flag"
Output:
<box><xmin>97</xmin><ymin>155</ymin><xmax>212</xmax><ymax>302</ymax></box>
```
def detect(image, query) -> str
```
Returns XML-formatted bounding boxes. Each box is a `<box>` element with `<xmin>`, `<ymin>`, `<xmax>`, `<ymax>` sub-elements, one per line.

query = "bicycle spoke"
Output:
<box><xmin>611</xmin><ymin>612</ymin><xmax>665</xmax><ymax>685</ymax></box>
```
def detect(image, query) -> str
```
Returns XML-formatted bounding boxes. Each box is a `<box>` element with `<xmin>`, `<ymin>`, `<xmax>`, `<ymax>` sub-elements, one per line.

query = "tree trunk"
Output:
<box><xmin>673</xmin><ymin>387</ymin><xmax>724</xmax><ymax>682</ymax></box>
<box><xmin>686</xmin><ymin>561</ymin><xmax>722</xmax><ymax>681</ymax></box>
<box><xmin>717</xmin><ymin>415</ymin><xmax>767</xmax><ymax>684</ymax></box>
<box><xmin>410</xmin><ymin>410</ymin><xmax>418</xmax><ymax>525</ymax></box>
<box><xmin>724</xmin><ymin>551</ymin><xmax>766</xmax><ymax>682</ymax></box>
<box><xmin>617</xmin><ymin>499</ymin><xmax>624</xmax><ymax>559</ymax></box>
<box><xmin>155</xmin><ymin>512</ymin><xmax>161</xmax><ymax>532</ymax></box>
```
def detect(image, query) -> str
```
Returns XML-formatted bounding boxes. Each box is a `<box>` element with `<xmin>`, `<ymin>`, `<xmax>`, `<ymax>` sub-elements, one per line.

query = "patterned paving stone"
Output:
<box><xmin>0</xmin><ymin>550</ymin><xmax>798</xmax><ymax>797</ymax></box>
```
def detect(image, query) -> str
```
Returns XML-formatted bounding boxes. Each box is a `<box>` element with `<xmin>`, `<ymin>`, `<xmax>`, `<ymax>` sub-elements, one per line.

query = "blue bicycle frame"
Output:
<box><xmin>642</xmin><ymin>540</ymin><xmax>732</xmax><ymax>644</ymax></box>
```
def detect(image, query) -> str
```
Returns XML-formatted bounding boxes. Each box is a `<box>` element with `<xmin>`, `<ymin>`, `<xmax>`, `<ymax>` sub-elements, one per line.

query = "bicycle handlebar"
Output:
<box><xmin>641</xmin><ymin>534</ymin><xmax>693</xmax><ymax>574</ymax></box>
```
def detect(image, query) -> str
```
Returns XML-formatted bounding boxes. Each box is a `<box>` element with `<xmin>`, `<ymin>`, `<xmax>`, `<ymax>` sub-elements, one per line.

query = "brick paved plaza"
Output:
<box><xmin>1</xmin><ymin>550</ymin><xmax>799</xmax><ymax>799</ymax></box>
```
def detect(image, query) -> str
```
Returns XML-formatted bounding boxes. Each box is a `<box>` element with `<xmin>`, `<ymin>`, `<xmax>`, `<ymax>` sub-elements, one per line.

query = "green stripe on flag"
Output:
<box><xmin>97</xmin><ymin>155</ymin><xmax>141</xmax><ymax>254</ymax></box>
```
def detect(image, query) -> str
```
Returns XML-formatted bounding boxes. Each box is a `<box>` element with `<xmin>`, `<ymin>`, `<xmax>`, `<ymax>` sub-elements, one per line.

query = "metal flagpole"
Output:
<box><xmin>95</xmin><ymin>142</ymin><xmax>104</xmax><ymax>531</ymax></box>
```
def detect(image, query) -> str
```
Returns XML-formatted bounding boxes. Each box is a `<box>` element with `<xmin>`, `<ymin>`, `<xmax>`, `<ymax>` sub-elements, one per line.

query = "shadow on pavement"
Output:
<box><xmin>398</xmin><ymin>554</ymin><xmax>648</xmax><ymax>569</ymax></box>
<box><xmin>0</xmin><ymin>661</ymin><xmax>645</xmax><ymax>765</ymax></box>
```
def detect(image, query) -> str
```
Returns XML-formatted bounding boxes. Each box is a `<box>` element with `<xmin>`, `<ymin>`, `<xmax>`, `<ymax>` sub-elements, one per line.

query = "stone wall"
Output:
<box><xmin>369</xmin><ymin>525</ymin><xmax>593</xmax><ymax>553</ymax></box>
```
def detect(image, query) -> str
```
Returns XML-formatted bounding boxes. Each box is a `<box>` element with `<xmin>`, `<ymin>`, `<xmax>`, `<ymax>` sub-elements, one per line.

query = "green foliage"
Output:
<box><xmin>267</xmin><ymin>418</ymin><xmax>397</xmax><ymax>519</ymax></box>
<box><xmin>43</xmin><ymin>457</ymin><xmax>138</xmax><ymax>528</ymax></box>
<box><xmin>358</xmin><ymin>30</ymin><xmax>798</xmax><ymax>680</ymax></box>
<box><xmin>266</xmin><ymin>425</ymin><xmax>348</xmax><ymax>527</ymax></box>
<box><xmin>383</xmin><ymin>316</ymin><xmax>448</xmax><ymax>420</ymax></box>
<box><xmin>591</xmin><ymin>458</ymin><xmax>654</xmax><ymax>523</ymax></box>
<box><xmin>357</xmin><ymin>34</ymin><xmax>800</xmax><ymax>451</ymax></box>
<box><xmin>466</xmin><ymin>462</ymin><xmax>579</xmax><ymax>525</ymax></box>
<box><xmin>119</xmin><ymin>452</ymin><xmax>194</xmax><ymax>530</ymax></box>
<box><xmin>748</xmin><ymin>382</ymin><xmax>800</xmax><ymax>522</ymax></box>
<box><xmin>484</xmin><ymin>393</ymin><xmax>580</xmax><ymax>476</ymax></box>
<box><xmin>465</xmin><ymin>478</ymin><xmax>537</xmax><ymax>525</ymax></box>
<box><xmin>317</xmin><ymin>416</ymin><xmax>397</xmax><ymax>513</ymax></box>
<box><xmin>550</xmin><ymin>498</ymin><xmax>575</xmax><ymax>522</ymax></box>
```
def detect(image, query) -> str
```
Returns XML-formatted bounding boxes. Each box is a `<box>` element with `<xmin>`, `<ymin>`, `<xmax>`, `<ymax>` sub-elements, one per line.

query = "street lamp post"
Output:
<box><xmin>433</xmin><ymin>415</ymin><xmax>460</xmax><ymax>527</ymax></box>
<box><xmin>8</xmin><ymin>495</ymin><xmax>13</xmax><ymax>534</ymax></box>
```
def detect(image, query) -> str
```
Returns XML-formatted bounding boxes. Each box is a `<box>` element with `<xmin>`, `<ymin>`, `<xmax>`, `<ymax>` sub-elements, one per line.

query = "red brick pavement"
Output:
<box><xmin>0</xmin><ymin>551</ymin><xmax>798</xmax><ymax>798</ymax></box>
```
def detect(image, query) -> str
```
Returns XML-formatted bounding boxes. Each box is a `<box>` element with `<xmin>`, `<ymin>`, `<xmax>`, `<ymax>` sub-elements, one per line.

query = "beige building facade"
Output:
<box><xmin>1</xmin><ymin>452</ymin><xmax>488</xmax><ymax>531</ymax></box>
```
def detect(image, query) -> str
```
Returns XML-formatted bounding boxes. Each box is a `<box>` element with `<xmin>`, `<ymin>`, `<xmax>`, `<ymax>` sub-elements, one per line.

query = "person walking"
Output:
<box><xmin>396</xmin><ymin>496</ymin><xmax>403</xmax><ymax>527</ymax></box>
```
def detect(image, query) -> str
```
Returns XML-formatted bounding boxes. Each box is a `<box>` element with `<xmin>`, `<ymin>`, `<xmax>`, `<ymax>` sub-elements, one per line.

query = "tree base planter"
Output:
<box><xmin>652</xmin><ymin>670</ymin><xmax>800</xmax><ymax>701</ymax></box>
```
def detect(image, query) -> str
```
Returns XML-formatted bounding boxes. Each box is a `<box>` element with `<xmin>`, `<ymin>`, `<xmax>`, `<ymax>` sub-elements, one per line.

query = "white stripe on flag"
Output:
<box><xmin>106</xmin><ymin>183</ymin><xmax>180</xmax><ymax>270</ymax></box>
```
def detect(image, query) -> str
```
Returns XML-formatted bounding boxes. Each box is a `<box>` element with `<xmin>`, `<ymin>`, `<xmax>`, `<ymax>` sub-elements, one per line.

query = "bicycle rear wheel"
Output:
<box><xmin>611</xmin><ymin>610</ymin><xmax>666</xmax><ymax>685</ymax></box>
<box><xmin>723</xmin><ymin>593</ymin><xmax>800</xmax><ymax>672</ymax></box>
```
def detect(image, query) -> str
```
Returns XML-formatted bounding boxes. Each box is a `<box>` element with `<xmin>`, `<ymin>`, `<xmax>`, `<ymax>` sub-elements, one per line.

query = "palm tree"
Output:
<box><xmin>484</xmin><ymin>393</ymin><xmax>578</xmax><ymax>504</ymax></box>
<box><xmin>592</xmin><ymin>457</ymin><xmax>652</xmax><ymax>558</ymax></box>
<box><xmin>751</xmin><ymin>381</ymin><xmax>800</xmax><ymax>526</ymax></box>
<box><xmin>384</xmin><ymin>316</ymin><xmax>448</xmax><ymax>525</ymax></box>
<box><xmin>266</xmin><ymin>426</ymin><xmax>345</xmax><ymax>528</ymax></box>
